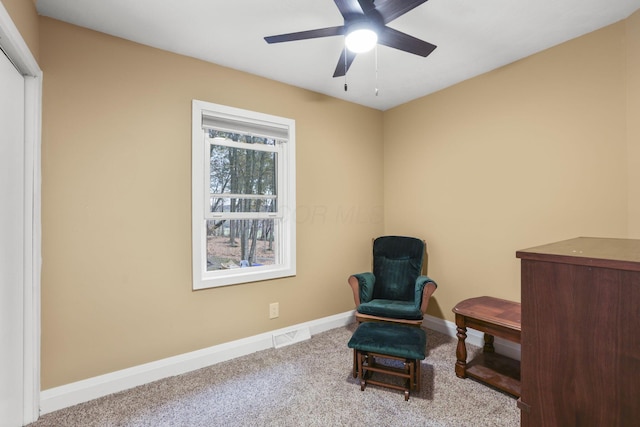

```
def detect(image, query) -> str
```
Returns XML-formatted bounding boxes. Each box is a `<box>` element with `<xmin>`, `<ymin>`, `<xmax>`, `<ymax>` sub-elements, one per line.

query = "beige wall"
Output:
<box><xmin>627</xmin><ymin>10</ymin><xmax>640</xmax><ymax>237</ymax></box>
<box><xmin>384</xmin><ymin>22</ymin><xmax>630</xmax><ymax>321</ymax></box>
<box><xmin>39</xmin><ymin>17</ymin><xmax>384</xmax><ymax>389</ymax></box>
<box><xmin>0</xmin><ymin>0</ymin><xmax>39</xmax><ymax>60</ymax></box>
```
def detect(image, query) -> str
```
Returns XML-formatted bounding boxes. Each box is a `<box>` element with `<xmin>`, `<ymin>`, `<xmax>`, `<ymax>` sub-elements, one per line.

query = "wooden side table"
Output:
<box><xmin>452</xmin><ymin>296</ymin><xmax>521</xmax><ymax>397</ymax></box>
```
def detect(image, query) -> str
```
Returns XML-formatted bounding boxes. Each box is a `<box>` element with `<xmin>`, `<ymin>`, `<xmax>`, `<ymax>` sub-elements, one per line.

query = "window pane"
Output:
<box><xmin>209</xmin><ymin>196</ymin><xmax>276</xmax><ymax>214</ymax></box>
<box><xmin>209</xmin><ymin>145</ymin><xmax>277</xmax><ymax>196</ymax></box>
<box><xmin>206</xmin><ymin>219</ymin><xmax>277</xmax><ymax>271</ymax></box>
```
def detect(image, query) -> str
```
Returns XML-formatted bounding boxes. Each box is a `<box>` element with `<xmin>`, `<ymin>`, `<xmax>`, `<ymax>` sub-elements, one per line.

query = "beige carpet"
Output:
<box><xmin>29</xmin><ymin>323</ymin><xmax>520</xmax><ymax>426</ymax></box>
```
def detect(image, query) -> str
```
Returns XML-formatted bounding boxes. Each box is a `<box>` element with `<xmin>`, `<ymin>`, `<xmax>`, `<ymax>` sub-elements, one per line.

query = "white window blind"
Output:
<box><xmin>201</xmin><ymin>111</ymin><xmax>289</xmax><ymax>141</ymax></box>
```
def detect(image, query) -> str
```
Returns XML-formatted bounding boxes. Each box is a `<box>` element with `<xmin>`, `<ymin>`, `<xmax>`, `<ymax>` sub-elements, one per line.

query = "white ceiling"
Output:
<box><xmin>36</xmin><ymin>0</ymin><xmax>640</xmax><ymax>111</ymax></box>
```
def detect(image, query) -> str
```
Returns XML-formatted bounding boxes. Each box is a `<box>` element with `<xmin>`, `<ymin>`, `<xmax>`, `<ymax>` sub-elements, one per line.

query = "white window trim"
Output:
<box><xmin>191</xmin><ymin>100</ymin><xmax>296</xmax><ymax>290</ymax></box>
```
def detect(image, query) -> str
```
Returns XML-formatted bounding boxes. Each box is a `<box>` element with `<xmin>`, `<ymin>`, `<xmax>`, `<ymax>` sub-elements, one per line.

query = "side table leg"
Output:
<box><xmin>455</xmin><ymin>314</ymin><xmax>468</xmax><ymax>378</ymax></box>
<box><xmin>483</xmin><ymin>333</ymin><xmax>495</xmax><ymax>353</ymax></box>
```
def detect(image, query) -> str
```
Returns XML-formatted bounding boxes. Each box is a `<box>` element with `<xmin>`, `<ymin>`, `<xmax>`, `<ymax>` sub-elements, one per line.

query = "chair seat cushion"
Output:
<box><xmin>357</xmin><ymin>299</ymin><xmax>423</xmax><ymax>320</ymax></box>
<box><xmin>348</xmin><ymin>321</ymin><xmax>427</xmax><ymax>360</ymax></box>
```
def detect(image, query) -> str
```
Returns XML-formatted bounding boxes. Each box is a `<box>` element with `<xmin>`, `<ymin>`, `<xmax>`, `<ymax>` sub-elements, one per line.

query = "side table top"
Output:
<box><xmin>452</xmin><ymin>296</ymin><xmax>521</xmax><ymax>331</ymax></box>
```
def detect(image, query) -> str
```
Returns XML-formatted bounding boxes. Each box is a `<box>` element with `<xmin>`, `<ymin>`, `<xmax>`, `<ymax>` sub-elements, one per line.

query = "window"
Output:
<box><xmin>192</xmin><ymin>100</ymin><xmax>296</xmax><ymax>289</ymax></box>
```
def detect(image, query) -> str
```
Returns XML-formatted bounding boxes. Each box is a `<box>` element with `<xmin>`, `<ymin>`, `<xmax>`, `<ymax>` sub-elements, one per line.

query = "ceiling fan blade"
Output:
<box><xmin>378</xmin><ymin>26</ymin><xmax>436</xmax><ymax>57</ymax></box>
<box><xmin>375</xmin><ymin>0</ymin><xmax>429</xmax><ymax>24</ymax></box>
<box><xmin>333</xmin><ymin>48</ymin><xmax>357</xmax><ymax>77</ymax></box>
<box><xmin>334</xmin><ymin>0</ymin><xmax>365</xmax><ymax>20</ymax></box>
<box><xmin>356</xmin><ymin>0</ymin><xmax>376</xmax><ymax>15</ymax></box>
<box><xmin>265</xmin><ymin>26</ymin><xmax>345</xmax><ymax>44</ymax></box>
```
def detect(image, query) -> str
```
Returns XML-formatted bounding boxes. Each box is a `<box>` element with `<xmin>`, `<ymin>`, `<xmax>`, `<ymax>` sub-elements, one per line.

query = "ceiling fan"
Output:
<box><xmin>264</xmin><ymin>0</ymin><xmax>437</xmax><ymax>78</ymax></box>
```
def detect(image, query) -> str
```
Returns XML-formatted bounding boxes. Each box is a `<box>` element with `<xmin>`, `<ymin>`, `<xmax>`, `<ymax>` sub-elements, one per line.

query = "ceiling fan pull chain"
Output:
<box><xmin>344</xmin><ymin>48</ymin><xmax>348</xmax><ymax>91</ymax></box>
<box><xmin>375</xmin><ymin>44</ymin><xmax>379</xmax><ymax>96</ymax></box>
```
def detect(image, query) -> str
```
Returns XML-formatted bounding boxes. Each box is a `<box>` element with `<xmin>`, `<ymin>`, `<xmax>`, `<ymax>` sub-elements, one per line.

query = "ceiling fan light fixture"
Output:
<box><xmin>345</xmin><ymin>27</ymin><xmax>378</xmax><ymax>53</ymax></box>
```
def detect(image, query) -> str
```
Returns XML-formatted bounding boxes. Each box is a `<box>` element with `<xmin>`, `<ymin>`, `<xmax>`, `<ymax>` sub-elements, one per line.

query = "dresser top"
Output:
<box><xmin>516</xmin><ymin>237</ymin><xmax>640</xmax><ymax>271</ymax></box>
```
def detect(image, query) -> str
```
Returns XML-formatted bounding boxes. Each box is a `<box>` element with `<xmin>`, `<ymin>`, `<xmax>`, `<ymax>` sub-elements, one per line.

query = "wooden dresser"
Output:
<box><xmin>516</xmin><ymin>237</ymin><xmax>640</xmax><ymax>427</ymax></box>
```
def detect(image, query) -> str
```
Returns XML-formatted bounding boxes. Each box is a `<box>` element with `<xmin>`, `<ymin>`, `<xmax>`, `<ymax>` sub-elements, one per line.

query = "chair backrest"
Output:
<box><xmin>372</xmin><ymin>236</ymin><xmax>425</xmax><ymax>302</ymax></box>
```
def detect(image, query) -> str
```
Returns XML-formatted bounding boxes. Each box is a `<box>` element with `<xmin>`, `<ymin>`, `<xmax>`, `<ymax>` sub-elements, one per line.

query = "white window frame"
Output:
<box><xmin>191</xmin><ymin>100</ymin><xmax>296</xmax><ymax>290</ymax></box>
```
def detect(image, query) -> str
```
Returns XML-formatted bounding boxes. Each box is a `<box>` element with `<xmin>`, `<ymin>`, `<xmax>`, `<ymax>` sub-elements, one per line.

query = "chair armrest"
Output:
<box><xmin>348</xmin><ymin>272</ymin><xmax>376</xmax><ymax>307</ymax></box>
<box><xmin>415</xmin><ymin>276</ymin><xmax>438</xmax><ymax>314</ymax></box>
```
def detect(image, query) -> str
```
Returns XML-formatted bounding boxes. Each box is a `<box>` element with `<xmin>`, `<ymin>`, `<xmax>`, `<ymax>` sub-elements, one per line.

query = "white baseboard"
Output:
<box><xmin>423</xmin><ymin>314</ymin><xmax>521</xmax><ymax>361</ymax></box>
<box><xmin>40</xmin><ymin>310</ymin><xmax>520</xmax><ymax>416</ymax></box>
<box><xmin>40</xmin><ymin>311</ymin><xmax>355</xmax><ymax>415</ymax></box>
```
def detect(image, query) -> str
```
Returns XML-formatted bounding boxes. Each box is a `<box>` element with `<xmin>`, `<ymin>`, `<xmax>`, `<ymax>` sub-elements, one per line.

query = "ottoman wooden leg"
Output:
<box><xmin>352</xmin><ymin>349</ymin><xmax>357</xmax><ymax>378</ymax></box>
<box><xmin>358</xmin><ymin>351</ymin><xmax>366</xmax><ymax>391</ymax></box>
<box><xmin>408</xmin><ymin>360</ymin><xmax>414</xmax><ymax>399</ymax></box>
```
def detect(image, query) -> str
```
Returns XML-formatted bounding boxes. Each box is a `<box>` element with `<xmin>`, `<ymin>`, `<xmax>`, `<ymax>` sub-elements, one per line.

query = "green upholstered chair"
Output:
<box><xmin>348</xmin><ymin>236</ymin><xmax>437</xmax><ymax>326</ymax></box>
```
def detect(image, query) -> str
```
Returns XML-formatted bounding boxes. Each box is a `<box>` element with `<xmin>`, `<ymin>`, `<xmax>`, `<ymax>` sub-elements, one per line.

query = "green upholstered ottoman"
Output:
<box><xmin>347</xmin><ymin>321</ymin><xmax>427</xmax><ymax>400</ymax></box>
